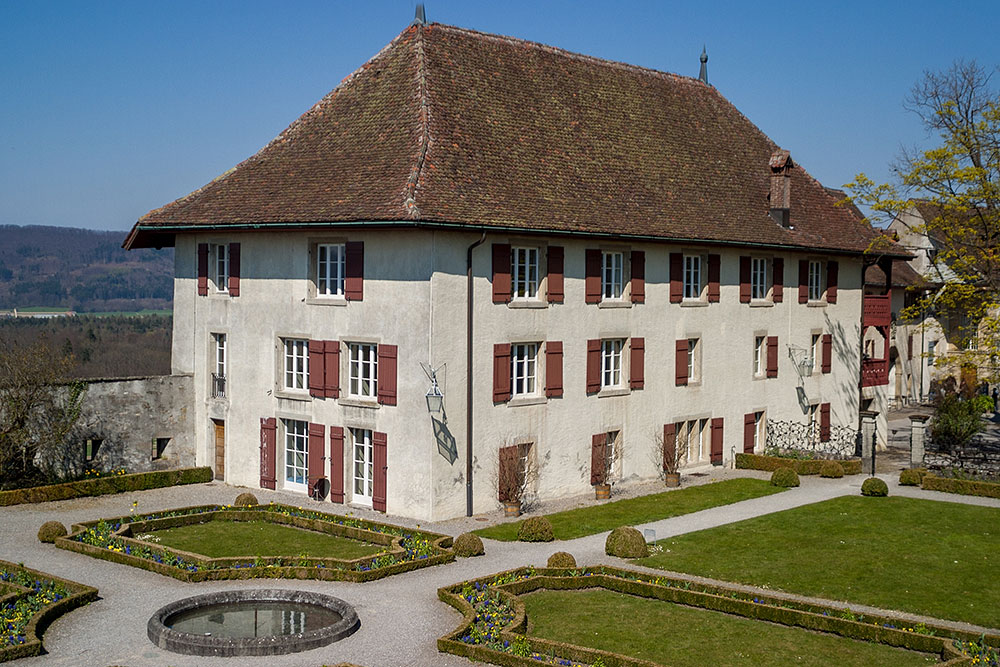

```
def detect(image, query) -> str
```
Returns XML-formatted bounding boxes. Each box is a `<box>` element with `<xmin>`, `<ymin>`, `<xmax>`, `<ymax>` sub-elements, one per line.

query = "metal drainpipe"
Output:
<box><xmin>466</xmin><ymin>232</ymin><xmax>487</xmax><ymax>517</ymax></box>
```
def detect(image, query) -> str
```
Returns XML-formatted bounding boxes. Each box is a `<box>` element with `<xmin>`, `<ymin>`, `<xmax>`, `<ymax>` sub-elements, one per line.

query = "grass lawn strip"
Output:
<box><xmin>523</xmin><ymin>588</ymin><xmax>936</xmax><ymax>666</ymax></box>
<box><xmin>473</xmin><ymin>478</ymin><xmax>783</xmax><ymax>541</ymax></box>
<box><xmin>145</xmin><ymin>520</ymin><xmax>385</xmax><ymax>559</ymax></box>
<box><xmin>638</xmin><ymin>495</ymin><xmax>1000</xmax><ymax>630</ymax></box>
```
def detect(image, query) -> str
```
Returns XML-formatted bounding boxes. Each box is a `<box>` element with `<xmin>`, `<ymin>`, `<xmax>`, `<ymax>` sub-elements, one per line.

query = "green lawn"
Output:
<box><xmin>638</xmin><ymin>496</ymin><xmax>1000</xmax><ymax>629</ymax></box>
<box><xmin>523</xmin><ymin>589</ymin><xmax>938</xmax><ymax>666</ymax></box>
<box><xmin>474</xmin><ymin>478</ymin><xmax>783</xmax><ymax>541</ymax></box>
<box><xmin>143</xmin><ymin>520</ymin><xmax>386</xmax><ymax>559</ymax></box>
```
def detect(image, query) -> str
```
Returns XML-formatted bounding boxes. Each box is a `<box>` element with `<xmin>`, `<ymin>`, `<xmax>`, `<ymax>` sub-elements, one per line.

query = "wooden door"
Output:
<box><xmin>213</xmin><ymin>420</ymin><xmax>225</xmax><ymax>481</ymax></box>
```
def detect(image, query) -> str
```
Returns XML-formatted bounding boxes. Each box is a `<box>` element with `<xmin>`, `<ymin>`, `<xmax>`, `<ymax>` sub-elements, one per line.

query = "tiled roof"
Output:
<box><xmin>864</xmin><ymin>261</ymin><xmax>928</xmax><ymax>288</ymax></box>
<box><xmin>126</xmin><ymin>22</ymin><xmax>901</xmax><ymax>256</ymax></box>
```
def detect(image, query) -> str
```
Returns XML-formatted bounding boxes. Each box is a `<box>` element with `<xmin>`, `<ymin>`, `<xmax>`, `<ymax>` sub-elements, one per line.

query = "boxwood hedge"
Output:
<box><xmin>0</xmin><ymin>467</ymin><xmax>213</xmax><ymax>506</ymax></box>
<box><xmin>736</xmin><ymin>453</ymin><xmax>862</xmax><ymax>475</ymax></box>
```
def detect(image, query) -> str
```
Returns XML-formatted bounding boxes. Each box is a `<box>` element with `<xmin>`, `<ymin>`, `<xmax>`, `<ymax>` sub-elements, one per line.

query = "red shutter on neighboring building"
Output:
<box><xmin>629</xmin><ymin>337</ymin><xmax>644</xmax><ymax>390</ymax></box>
<box><xmin>372</xmin><ymin>431</ymin><xmax>387</xmax><ymax>512</ymax></box>
<box><xmin>197</xmin><ymin>243</ymin><xmax>209</xmax><ymax>296</ymax></box>
<box><xmin>585</xmin><ymin>249</ymin><xmax>602</xmax><ymax>303</ymax></box>
<box><xmin>345</xmin><ymin>241</ymin><xmax>364</xmax><ymax>301</ymax></box>
<box><xmin>798</xmin><ymin>259</ymin><xmax>809</xmax><ymax>303</ymax></box>
<box><xmin>662</xmin><ymin>423</ymin><xmax>677</xmax><ymax>472</ymax></box>
<box><xmin>324</xmin><ymin>341</ymin><xmax>340</xmax><ymax>398</ymax></box>
<box><xmin>590</xmin><ymin>433</ymin><xmax>607</xmax><ymax>485</ymax></box>
<box><xmin>739</xmin><ymin>256</ymin><xmax>752</xmax><ymax>303</ymax></box>
<box><xmin>826</xmin><ymin>260</ymin><xmax>839</xmax><ymax>303</ymax></box>
<box><xmin>493</xmin><ymin>343</ymin><xmax>512</xmax><ymax>402</ymax></box>
<box><xmin>308</xmin><ymin>422</ymin><xmax>325</xmax><ymax>498</ymax></box>
<box><xmin>766</xmin><ymin>336</ymin><xmax>779</xmax><ymax>378</ymax></box>
<box><xmin>710</xmin><ymin>417</ymin><xmax>724</xmax><ymax>464</ymax></box>
<box><xmin>707</xmin><ymin>254</ymin><xmax>721</xmax><ymax>302</ymax></box>
<box><xmin>329</xmin><ymin>426</ymin><xmax>345</xmax><ymax>503</ymax></box>
<box><xmin>630</xmin><ymin>250</ymin><xmax>645</xmax><ymax>303</ymax></box>
<box><xmin>669</xmin><ymin>253</ymin><xmax>683</xmax><ymax>303</ymax></box>
<box><xmin>259</xmin><ymin>417</ymin><xmax>276</xmax><ymax>490</ymax></box>
<box><xmin>772</xmin><ymin>257</ymin><xmax>784</xmax><ymax>302</ymax></box>
<box><xmin>308</xmin><ymin>340</ymin><xmax>325</xmax><ymax>397</ymax></box>
<box><xmin>675</xmin><ymin>339</ymin><xmax>689</xmax><ymax>386</ymax></box>
<box><xmin>547</xmin><ymin>246</ymin><xmax>564</xmax><ymax>303</ymax></box>
<box><xmin>492</xmin><ymin>244</ymin><xmax>512</xmax><ymax>303</ymax></box>
<box><xmin>819</xmin><ymin>403</ymin><xmax>831</xmax><ymax>442</ymax></box>
<box><xmin>377</xmin><ymin>344</ymin><xmax>397</xmax><ymax>406</ymax></box>
<box><xmin>586</xmin><ymin>339</ymin><xmax>601</xmax><ymax>393</ymax></box>
<box><xmin>821</xmin><ymin>334</ymin><xmax>832</xmax><ymax>374</ymax></box>
<box><xmin>545</xmin><ymin>341</ymin><xmax>563</xmax><ymax>398</ymax></box>
<box><xmin>743</xmin><ymin>412</ymin><xmax>756</xmax><ymax>453</ymax></box>
<box><xmin>228</xmin><ymin>243</ymin><xmax>241</xmax><ymax>296</ymax></box>
<box><xmin>498</xmin><ymin>445</ymin><xmax>518</xmax><ymax>502</ymax></box>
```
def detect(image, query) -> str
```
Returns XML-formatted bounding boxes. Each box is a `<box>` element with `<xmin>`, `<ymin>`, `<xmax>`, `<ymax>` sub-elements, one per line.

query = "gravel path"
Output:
<box><xmin>2</xmin><ymin>469</ymin><xmax>998</xmax><ymax>667</ymax></box>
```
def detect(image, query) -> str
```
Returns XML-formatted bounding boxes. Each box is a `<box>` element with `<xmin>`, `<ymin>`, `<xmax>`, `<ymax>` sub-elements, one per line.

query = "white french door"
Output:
<box><xmin>284</xmin><ymin>419</ymin><xmax>308</xmax><ymax>493</ymax></box>
<box><xmin>352</xmin><ymin>428</ymin><xmax>374</xmax><ymax>506</ymax></box>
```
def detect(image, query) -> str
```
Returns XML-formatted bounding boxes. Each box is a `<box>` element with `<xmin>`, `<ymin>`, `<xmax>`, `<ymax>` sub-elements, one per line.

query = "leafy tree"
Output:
<box><xmin>846</xmin><ymin>60</ymin><xmax>1000</xmax><ymax>383</ymax></box>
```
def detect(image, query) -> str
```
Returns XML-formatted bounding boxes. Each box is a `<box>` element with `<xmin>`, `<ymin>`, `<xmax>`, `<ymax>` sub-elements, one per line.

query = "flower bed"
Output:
<box><xmin>921</xmin><ymin>473</ymin><xmax>1000</xmax><ymax>499</ymax></box>
<box><xmin>0</xmin><ymin>561</ymin><xmax>98</xmax><ymax>662</ymax></box>
<box><xmin>0</xmin><ymin>466</ymin><xmax>213</xmax><ymax>506</ymax></box>
<box><xmin>736</xmin><ymin>453</ymin><xmax>862</xmax><ymax>475</ymax></box>
<box><xmin>438</xmin><ymin>566</ymin><xmax>996</xmax><ymax>666</ymax></box>
<box><xmin>56</xmin><ymin>502</ymin><xmax>454</xmax><ymax>582</ymax></box>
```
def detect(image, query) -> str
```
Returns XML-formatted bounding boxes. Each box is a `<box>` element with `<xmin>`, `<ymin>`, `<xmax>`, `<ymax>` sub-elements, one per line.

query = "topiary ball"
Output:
<box><xmin>820</xmin><ymin>461</ymin><xmax>845</xmax><ymax>478</ymax></box>
<box><xmin>234</xmin><ymin>492</ymin><xmax>258</xmax><ymax>507</ymax></box>
<box><xmin>605</xmin><ymin>526</ymin><xmax>649</xmax><ymax>558</ymax></box>
<box><xmin>517</xmin><ymin>516</ymin><xmax>554</xmax><ymax>542</ymax></box>
<box><xmin>861</xmin><ymin>477</ymin><xmax>889</xmax><ymax>497</ymax></box>
<box><xmin>37</xmin><ymin>521</ymin><xmax>68</xmax><ymax>543</ymax></box>
<box><xmin>547</xmin><ymin>551</ymin><xmax>577</xmax><ymax>568</ymax></box>
<box><xmin>899</xmin><ymin>468</ymin><xmax>925</xmax><ymax>486</ymax></box>
<box><xmin>452</xmin><ymin>532</ymin><xmax>485</xmax><ymax>557</ymax></box>
<box><xmin>771</xmin><ymin>467</ymin><xmax>800</xmax><ymax>488</ymax></box>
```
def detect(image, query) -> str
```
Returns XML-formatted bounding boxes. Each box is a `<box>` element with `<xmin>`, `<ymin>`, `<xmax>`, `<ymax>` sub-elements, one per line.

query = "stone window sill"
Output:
<box><xmin>749</xmin><ymin>300</ymin><xmax>774</xmax><ymax>308</ymax></box>
<box><xmin>307</xmin><ymin>296</ymin><xmax>348</xmax><ymax>307</ymax></box>
<box><xmin>274</xmin><ymin>390</ymin><xmax>311</xmax><ymax>402</ymax></box>
<box><xmin>508</xmin><ymin>396</ymin><xmax>547</xmax><ymax>407</ymax></box>
<box><xmin>508</xmin><ymin>300</ymin><xmax>547</xmax><ymax>309</ymax></box>
<box><xmin>680</xmin><ymin>300</ymin><xmax>709</xmax><ymax>308</ymax></box>
<box><xmin>598</xmin><ymin>300</ymin><xmax>631</xmax><ymax>309</ymax></box>
<box><xmin>597</xmin><ymin>387</ymin><xmax>630</xmax><ymax>398</ymax></box>
<box><xmin>338</xmin><ymin>398</ymin><xmax>380</xmax><ymax>410</ymax></box>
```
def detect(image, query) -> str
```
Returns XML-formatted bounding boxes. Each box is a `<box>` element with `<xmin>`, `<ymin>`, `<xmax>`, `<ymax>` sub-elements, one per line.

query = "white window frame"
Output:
<box><xmin>604</xmin><ymin>430</ymin><xmax>621</xmax><ymax>480</ymax></box>
<box><xmin>351</xmin><ymin>427</ymin><xmax>374</xmax><ymax>506</ymax></box>
<box><xmin>751</xmin><ymin>257</ymin><xmax>769</xmax><ymax>300</ymax></box>
<box><xmin>753</xmin><ymin>336</ymin><xmax>765</xmax><ymax>377</ymax></box>
<box><xmin>317</xmin><ymin>243</ymin><xmax>346</xmax><ymax>298</ymax></box>
<box><xmin>808</xmin><ymin>260</ymin><xmax>823</xmax><ymax>301</ymax></box>
<box><xmin>282</xmin><ymin>338</ymin><xmax>309</xmax><ymax>391</ymax></box>
<box><xmin>807</xmin><ymin>404</ymin><xmax>820</xmax><ymax>442</ymax></box>
<box><xmin>811</xmin><ymin>333</ymin><xmax>821</xmax><ymax>372</ymax></box>
<box><xmin>754</xmin><ymin>411</ymin><xmax>765</xmax><ymax>450</ymax></box>
<box><xmin>602</xmin><ymin>251</ymin><xmax>624</xmax><ymax>300</ymax></box>
<box><xmin>212</xmin><ymin>333</ymin><xmax>227</xmax><ymax>398</ymax></box>
<box><xmin>687</xmin><ymin>337</ymin><xmax>700</xmax><ymax>382</ymax></box>
<box><xmin>511</xmin><ymin>247</ymin><xmax>539</xmax><ymax>300</ymax></box>
<box><xmin>213</xmin><ymin>244</ymin><xmax>229</xmax><ymax>293</ymax></box>
<box><xmin>283</xmin><ymin>419</ymin><xmax>308</xmax><ymax>492</ymax></box>
<box><xmin>601</xmin><ymin>339</ymin><xmax>624</xmax><ymax>389</ymax></box>
<box><xmin>683</xmin><ymin>254</ymin><xmax>702</xmax><ymax>300</ymax></box>
<box><xmin>511</xmin><ymin>342</ymin><xmax>539</xmax><ymax>397</ymax></box>
<box><xmin>349</xmin><ymin>342</ymin><xmax>378</xmax><ymax>400</ymax></box>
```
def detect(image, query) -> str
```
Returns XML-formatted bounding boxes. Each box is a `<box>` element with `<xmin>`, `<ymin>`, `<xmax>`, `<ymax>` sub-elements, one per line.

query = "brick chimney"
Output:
<box><xmin>769</xmin><ymin>150</ymin><xmax>793</xmax><ymax>227</ymax></box>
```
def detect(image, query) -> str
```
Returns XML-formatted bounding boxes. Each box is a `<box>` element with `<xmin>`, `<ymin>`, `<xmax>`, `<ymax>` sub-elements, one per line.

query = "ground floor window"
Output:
<box><xmin>679</xmin><ymin>418</ymin><xmax>709</xmax><ymax>463</ymax></box>
<box><xmin>283</xmin><ymin>419</ymin><xmax>308</xmax><ymax>491</ymax></box>
<box><xmin>352</xmin><ymin>428</ymin><xmax>373</xmax><ymax>505</ymax></box>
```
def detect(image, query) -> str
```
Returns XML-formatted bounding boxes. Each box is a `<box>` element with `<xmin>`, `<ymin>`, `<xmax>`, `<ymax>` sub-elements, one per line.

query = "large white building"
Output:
<box><xmin>125</xmin><ymin>18</ymin><xmax>903</xmax><ymax>520</ymax></box>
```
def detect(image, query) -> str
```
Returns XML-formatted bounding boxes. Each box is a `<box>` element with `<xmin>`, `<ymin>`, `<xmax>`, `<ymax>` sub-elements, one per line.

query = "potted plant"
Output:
<box><xmin>657</xmin><ymin>429</ymin><xmax>687</xmax><ymax>487</ymax></box>
<box><xmin>495</xmin><ymin>443</ymin><xmax>538</xmax><ymax>517</ymax></box>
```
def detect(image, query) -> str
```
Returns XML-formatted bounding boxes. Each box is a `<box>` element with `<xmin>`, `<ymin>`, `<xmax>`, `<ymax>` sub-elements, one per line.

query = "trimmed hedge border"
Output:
<box><xmin>921</xmin><ymin>473</ymin><xmax>1000</xmax><ymax>499</ymax></box>
<box><xmin>0</xmin><ymin>560</ymin><xmax>98</xmax><ymax>663</ymax></box>
<box><xmin>0</xmin><ymin>467</ymin><xmax>213</xmax><ymax>506</ymax></box>
<box><xmin>438</xmin><ymin>565</ymin><xmax>997</xmax><ymax>667</ymax></box>
<box><xmin>736</xmin><ymin>453</ymin><xmax>862</xmax><ymax>476</ymax></box>
<box><xmin>55</xmin><ymin>503</ymin><xmax>454</xmax><ymax>583</ymax></box>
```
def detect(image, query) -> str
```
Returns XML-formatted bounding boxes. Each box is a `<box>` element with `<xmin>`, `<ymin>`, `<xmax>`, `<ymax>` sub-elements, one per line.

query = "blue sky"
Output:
<box><xmin>2</xmin><ymin>0</ymin><xmax>999</xmax><ymax>232</ymax></box>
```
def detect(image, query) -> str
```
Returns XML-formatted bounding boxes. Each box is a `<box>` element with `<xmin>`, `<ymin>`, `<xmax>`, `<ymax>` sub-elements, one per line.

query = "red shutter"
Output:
<box><xmin>739</xmin><ymin>256</ymin><xmax>751</xmax><ymax>303</ymax></box>
<box><xmin>766</xmin><ymin>336</ymin><xmax>779</xmax><ymax>378</ymax></box>
<box><xmin>821</xmin><ymin>334</ymin><xmax>832</xmax><ymax>374</ymax></box>
<box><xmin>743</xmin><ymin>412</ymin><xmax>756</xmax><ymax>453</ymax></box>
<box><xmin>308</xmin><ymin>422</ymin><xmax>325</xmax><ymax>498</ymax></box>
<box><xmin>492</xmin><ymin>244</ymin><xmax>512</xmax><ymax>303</ymax></box>
<box><xmin>345</xmin><ymin>241</ymin><xmax>364</xmax><ymax>301</ymax></box>
<box><xmin>372</xmin><ymin>431</ymin><xmax>387</xmax><ymax>512</ymax></box>
<box><xmin>586</xmin><ymin>339</ymin><xmax>601</xmax><ymax>393</ymax></box>
<box><xmin>629</xmin><ymin>337</ymin><xmax>644</xmax><ymax>390</ymax></box>
<box><xmin>377</xmin><ymin>344</ymin><xmax>397</xmax><ymax>406</ymax></box>
<box><xmin>197</xmin><ymin>243</ymin><xmax>209</xmax><ymax>296</ymax></box>
<box><xmin>826</xmin><ymin>260</ymin><xmax>839</xmax><ymax>303</ymax></box>
<box><xmin>772</xmin><ymin>257</ymin><xmax>784</xmax><ymax>302</ymax></box>
<box><xmin>590</xmin><ymin>433</ymin><xmax>607</xmax><ymax>485</ymax></box>
<box><xmin>669</xmin><ymin>253</ymin><xmax>683</xmax><ymax>303</ymax></box>
<box><xmin>630</xmin><ymin>250</ymin><xmax>645</xmax><ymax>303</ymax></box>
<box><xmin>547</xmin><ymin>246</ymin><xmax>564</xmax><ymax>303</ymax></box>
<box><xmin>259</xmin><ymin>417</ymin><xmax>276</xmax><ymax>490</ymax></box>
<box><xmin>308</xmin><ymin>340</ymin><xmax>325</xmax><ymax>398</ymax></box>
<box><xmin>675</xmin><ymin>339</ymin><xmax>689</xmax><ymax>386</ymax></box>
<box><xmin>228</xmin><ymin>243</ymin><xmax>240</xmax><ymax>296</ymax></box>
<box><xmin>545</xmin><ymin>341</ymin><xmax>563</xmax><ymax>398</ymax></box>
<box><xmin>707</xmin><ymin>254</ymin><xmax>721</xmax><ymax>302</ymax></box>
<box><xmin>585</xmin><ymin>249</ymin><xmax>602</xmax><ymax>303</ymax></box>
<box><xmin>662</xmin><ymin>423</ymin><xmax>677</xmax><ymax>472</ymax></box>
<box><xmin>819</xmin><ymin>403</ymin><xmax>831</xmax><ymax>442</ymax></box>
<box><xmin>498</xmin><ymin>445</ymin><xmax>518</xmax><ymax>502</ymax></box>
<box><xmin>493</xmin><ymin>343</ymin><xmax>512</xmax><ymax>402</ymax></box>
<box><xmin>329</xmin><ymin>426</ymin><xmax>345</xmax><ymax>503</ymax></box>
<box><xmin>324</xmin><ymin>341</ymin><xmax>340</xmax><ymax>398</ymax></box>
<box><xmin>710</xmin><ymin>417</ymin><xmax>724</xmax><ymax>464</ymax></box>
<box><xmin>798</xmin><ymin>259</ymin><xmax>809</xmax><ymax>304</ymax></box>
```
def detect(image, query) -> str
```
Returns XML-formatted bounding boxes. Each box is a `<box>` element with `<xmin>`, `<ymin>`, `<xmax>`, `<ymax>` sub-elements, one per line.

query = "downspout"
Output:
<box><xmin>466</xmin><ymin>232</ymin><xmax>487</xmax><ymax>517</ymax></box>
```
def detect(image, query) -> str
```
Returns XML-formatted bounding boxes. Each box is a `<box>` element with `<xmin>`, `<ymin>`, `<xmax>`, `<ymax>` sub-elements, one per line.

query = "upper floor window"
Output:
<box><xmin>511</xmin><ymin>343</ymin><xmax>539</xmax><ymax>396</ymax></box>
<box><xmin>349</xmin><ymin>342</ymin><xmax>378</xmax><ymax>399</ymax></box>
<box><xmin>511</xmin><ymin>247</ymin><xmax>539</xmax><ymax>299</ymax></box>
<box><xmin>751</xmin><ymin>258</ymin><xmax>768</xmax><ymax>300</ymax></box>
<box><xmin>684</xmin><ymin>255</ymin><xmax>702</xmax><ymax>299</ymax></box>
<box><xmin>811</xmin><ymin>333</ymin><xmax>821</xmax><ymax>373</ymax></box>
<box><xmin>687</xmin><ymin>337</ymin><xmax>701</xmax><ymax>382</ymax></box>
<box><xmin>808</xmin><ymin>260</ymin><xmax>823</xmax><ymax>301</ymax></box>
<box><xmin>212</xmin><ymin>333</ymin><xmax>227</xmax><ymax>398</ymax></box>
<box><xmin>601</xmin><ymin>339</ymin><xmax>624</xmax><ymax>388</ymax></box>
<box><xmin>602</xmin><ymin>251</ymin><xmax>623</xmax><ymax>300</ymax></box>
<box><xmin>753</xmin><ymin>336</ymin><xmax>765</xmax><ymax>377</ymax></box>
<box><xmin>213</xmin><ymin>244</ymin><xmax>229</xmax><ymax>292</ymax></box>
<box><xmin>317</xmin><ymin>243</ymin><xmax>346</xmax><ymax>297</ymax></box>
<box><xmin>283</xmin><ymin>338</ymin><xmax>308</xmax><ymax>391</ymax></box>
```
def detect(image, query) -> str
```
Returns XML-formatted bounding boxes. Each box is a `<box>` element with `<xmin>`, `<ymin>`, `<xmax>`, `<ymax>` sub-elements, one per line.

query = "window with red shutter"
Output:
<box><xmin>259</xmin><ymin>417</ymin><xmax>277</xmax><ymax>489</ymax></box>
<box><xmin>586</xmin><ymin>339</ymin><xmax>601</xmax><ymax>393</ymax></box>
<box><xmin>545</xmin><ymin>341</ymin><xmax>563</xmax><ymax>397</ymax></box>
<box><xmin>308</xmin><ymin>341</ymin><xmax>326</xmax><ymax>398</ymax></box>
<box><xmin>345</xmin><ymin>241</ymin><xmax>364</xmax><ymax>301</ymax></box>
<box><xmin>590</xmin><ymin>433</ymin><xmax>607</xmax><ymax>485</ymax></box>
<box><xmin>773</xmin><ymin>258</ymin><xmax>784</xmax><ymax>302</ymax></box>
<box><xmin>669</xmin><ymin>253</ymin><xmax>683</xmax><ymax>303</ymax></box>
<box><xmin>821</xmin><ymin>334</ymin><xmax>832</xmax><ymax>374</ymax></box>
<box><xmin>547</xmin><ymin>246</ymin><xmax>564</xmax><ymax>303</ymax></box>
<box><xmin>675</xmin><ymin>339</ymin><xmax>689</xmax><ymax>386</ymax></box>
<box><xmin>493</xmin><ymin>343</ymin><xmax>512</xmax><ymax>402</ymax></box>
<box><xmin>197</xmin><ymin>243</ymin><xmax>209</xmax><ymax>296</ymax></box>
<box><xmin>819</xmin><ymin>403</ymin><xmax>831</xmax><ymax>442</ymax></box>
<box><xmin>324</xmin><ymin>341</ymin><xmax>340</xmax><ymax>398</ymax></box>
<box><xmin>228</xmin><ymin>243</ymin><xmax>241</xmax><ymax>296</ymax></box>
<box><xmin>629</xmin><ymin>337</ymin><xmax>644</xmax><ymax>390</ymax></box>
<box><xmin>707</xmin><ymin>254</ymin><xmax>720</xmax><ymax>302</ymax></box>
<box><xmin>739</xmin><ymin>256</ymin><xmax>752</xmax><ymax>303</ymax></box>
<box><xmin>329</xmin><ymin>426</ymin><xmax>345</xmax><ymax>503</ymax></box>
<box><xmin>826</xmin><ymin>261</ymin><xmax>839</xmax><ymax>303</ymax></box>
<box><xmin>743</xmin><ymin>412</ymin><xmax>756</xmax><ymax>453</ymax></box>
<box><xmin>308</xmin><ymin>422</ymin><xmax>325</xmax><ymax>498</ymax></box>
<box><xmin>766</xmin><ymin>336</ymin><xmax>779</xmax><ymax>378</ymax></box>
<box><xmin>372</xmin><ymin>431</ymin><xmax>387</xmax><ymax>512</ymax></box>
<box><xmin>585</xmin><ymin>249</ymin><xmax>602</xmax><ymax>303</ymax></box>
<box><xmin>377</xmin><ymin>344</ymin><xmax>397</xmax><ymax>405</ymax></box>
<box><xmin>798</xmin><ymin>259</ymin><xmax>809</xmax><ymax>304</ymax></box>
<box><xmin>710</xmin><ymin>417</ymin><xmax>724</xmax><ymax>464</ymax></box>
<box><xmin>492</xmin><ymin>244</ymin><xmax>512</xmax><ymax>303</ymax></box>
<box><xmin>630</xmin><ymin>250</ymin><xmax>645</xmax><ymax>303</ymax></box>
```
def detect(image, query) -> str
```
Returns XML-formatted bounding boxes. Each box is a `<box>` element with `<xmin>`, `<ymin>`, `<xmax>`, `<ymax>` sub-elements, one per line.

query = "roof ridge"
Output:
<box><xmin>403</xmin><ymin>23</ymin><xmax>430</xmax><ymax>219</ymax></box>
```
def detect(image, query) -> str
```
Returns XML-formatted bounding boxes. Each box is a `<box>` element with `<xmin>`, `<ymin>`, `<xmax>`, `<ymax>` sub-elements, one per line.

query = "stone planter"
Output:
<box><xmin>503</xmin><ymin>501</ymin><xmax>521</xmax><ymax>518</ymax></box>
<box><xmin>594</xmin><ymin>483</ymin><xmax>611</xmax><ymax>500</ymax></box>
<box><xmin>664</xmin><ymin>472</ymin><xmax>681</xmax><ymax>487</ymax></box>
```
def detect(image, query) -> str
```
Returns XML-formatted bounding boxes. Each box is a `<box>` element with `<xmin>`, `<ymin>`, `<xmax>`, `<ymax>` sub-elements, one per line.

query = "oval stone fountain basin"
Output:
<box><xmin>148</xmin><ymin>589</ymin><xmax>359</xmax><ymax>657</ymax></box>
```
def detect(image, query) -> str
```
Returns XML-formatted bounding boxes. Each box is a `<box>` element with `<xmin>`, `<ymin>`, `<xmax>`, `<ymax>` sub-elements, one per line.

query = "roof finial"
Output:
<box><xmin>698</xmin><ymin>45</ymin><xmax>708</xmax><ymax>85</ymax></box>
<box><xmin>413</xmin><ymin>4</ymin><xmax>426</xmax><ymax>25</ymax></box>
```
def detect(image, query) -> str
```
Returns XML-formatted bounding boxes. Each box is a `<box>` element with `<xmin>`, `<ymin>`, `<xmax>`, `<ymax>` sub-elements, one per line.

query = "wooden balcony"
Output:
<box><xmin>861</xmin><ymin>358</ymin><xmax>889</xmax><ymax>387</ymax></box>
<box><xmin>863</xmin><ymin>294</ymin><xmax>891</xmax><ymax>328</ymax></box>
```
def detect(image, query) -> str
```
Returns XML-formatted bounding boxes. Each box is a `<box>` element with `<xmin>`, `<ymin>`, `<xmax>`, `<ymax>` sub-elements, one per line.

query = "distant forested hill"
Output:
<box><xmin>0</xmin><ymin>225</ymin><xmax>172</xmax><ymax>312</ymax></box>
